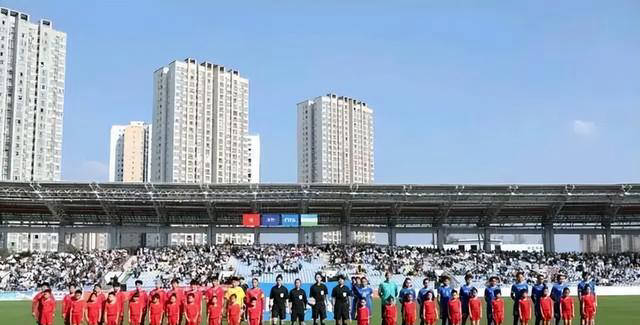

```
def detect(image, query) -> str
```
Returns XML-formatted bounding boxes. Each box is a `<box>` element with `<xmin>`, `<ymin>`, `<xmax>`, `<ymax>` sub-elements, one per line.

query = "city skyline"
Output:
<box><xmin>1</xmin><ymin>1</ymin><xmax>637</xmax><ymax>186</ymax></box>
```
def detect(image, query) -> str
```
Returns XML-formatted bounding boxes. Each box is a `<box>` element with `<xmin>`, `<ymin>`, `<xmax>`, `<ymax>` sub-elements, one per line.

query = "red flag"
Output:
<box><xmin>243</xmin><ymin>213</ymin><xmax>260</xmax><ymax>228</ymax></box>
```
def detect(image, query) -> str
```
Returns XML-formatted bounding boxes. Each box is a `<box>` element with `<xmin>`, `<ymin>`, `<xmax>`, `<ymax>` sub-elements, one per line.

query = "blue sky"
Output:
<box><xmin>5</xmin><ymin>1</ymin><xmax>638</xmax><ymax>184</ymax></box>
<box><xmin>6</xmin><ymin>1</ymin><xmax>639</xmax><ymax>251</ymax></box>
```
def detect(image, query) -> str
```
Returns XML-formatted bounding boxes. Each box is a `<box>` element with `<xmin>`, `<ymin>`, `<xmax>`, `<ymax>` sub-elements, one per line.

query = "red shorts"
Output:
<box><xmin>520</xmin><ymin>318</ymin><xmax>530</xmax><ymax>323</ymax></box>
<box><xmin>208</xmin><ymin>317</ymin><xmax>222</xmax><ymax>325</ymax></box>
<box><xmin>72</xmin><ymin>314</ymin><xmax>83</xmax><ymax>324</ymax></box>
<box><xmin>542</xmin><ymin>311</ymin><xmax>553</xmax><ymax>321</ymax></box>
<box><xmin>425</xmin><ymin>316</ymin><xmax>437</xmax><ymax>324</ymax></box>
<box><xmin>187</xmin><ymin>321</ymin><xmax>199</xmax><ymax>325</ymax></box>
<box><xmin>493</xmin><ymin>313</ymin><xmax>504</xmax><ymax>323</ymax></box>
<box><xmin>106</xmin><ymin>320</ymin><xmax>117</xmax><ymax>325</ymax></box>
<box><xmin>562</xmin><ymin>313</ymin><xmax>572</xmax><ymax>320</ymax></box>
<box><xmin>471</xmin><ymin>311</ymin><xmax>481</xmax><ymax>321</ymax></box>
<box><xmin>450</xmin><ymin>316</ymin><xmax>461</xmax><ymax>324</ymax></box>
<box><xmin>168</xmin><ymin>317</ymin><xmax>180</xmax><ymax>325</ymax></box>
<box><xmin>583</xmin><ymin>311</ymin><xmax>595</xmax><ymax>319</ymax></box>
<box><xmin>39</xmin><ymin>317</ymin><xmax>54</xmax><ymax>325</ymax></box>
<box><xmin>405</xmin><ymin>315</ymin><xmax>416</xmax><ymax>325</ymax></box>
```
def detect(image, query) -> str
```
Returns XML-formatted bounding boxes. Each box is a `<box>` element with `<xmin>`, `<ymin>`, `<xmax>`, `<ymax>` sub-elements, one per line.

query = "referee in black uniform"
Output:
<box><xmin>289</xmin><ymin>278</ymin><xmax>308</xmax><ymax>325</ymax></box>
<box><xmin>270</xmin><ymin>275</ymin><xmax>289</xmax><ymax>325</ymax></box>
<box><xmin>332</xmin><ymin>275</ymin><xmax>352</xmax><ymax>325</ymax></box>
<box><xmin>310</xmin><ymin>273</ymin><xmax>329</xmax><ymax>325</ymax></box>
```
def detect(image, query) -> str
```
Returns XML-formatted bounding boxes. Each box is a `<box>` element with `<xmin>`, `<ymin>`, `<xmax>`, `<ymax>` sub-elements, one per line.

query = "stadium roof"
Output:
<box><xmin>0</xmin><ymin>182</ymin><xmax>638</xmax><ymax>228</ymax></box>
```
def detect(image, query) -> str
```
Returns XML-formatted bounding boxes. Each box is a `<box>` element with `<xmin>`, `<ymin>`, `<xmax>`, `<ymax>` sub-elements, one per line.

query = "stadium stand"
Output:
<box><xmin>1</xmin><ymin>245</ymin><xmax>639</xmax><ymax>291</ymax></box>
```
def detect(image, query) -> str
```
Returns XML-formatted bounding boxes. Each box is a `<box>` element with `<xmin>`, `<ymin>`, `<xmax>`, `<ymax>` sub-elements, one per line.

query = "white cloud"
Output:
<box><xmin>63</xmin><ymin>160</ymin><xmax>109</xmax><ymax>182</ymax></box>
<box><xmin>573</xmin><ymin>120</ymin><xmax>596</xmax><ymax>136</ymax></box>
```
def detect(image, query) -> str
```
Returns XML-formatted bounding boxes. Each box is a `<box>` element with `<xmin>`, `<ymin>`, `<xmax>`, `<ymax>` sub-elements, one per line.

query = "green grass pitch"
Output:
<box><xmin>2</xmin><ymin>296</ymin><xmax>638</xmax><ymax>325</ymax></box>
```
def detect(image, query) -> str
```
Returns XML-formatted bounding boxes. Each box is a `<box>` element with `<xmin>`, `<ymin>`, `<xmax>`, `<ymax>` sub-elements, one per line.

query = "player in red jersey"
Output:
<box><xmin>103</xmin><ymin>292</ymin><xmax>120</xmax><ymax>325</ymax></box>
<box><xmin>356</xmin><ymin>299</ymin><xmax>370</xmax><ymax>325</ymax></box>
<box><xmin>86</xmin><ymin>292</ymin><xmax>103</xmax><ymax>325</ymax></box>
<box><xmin>70</xmin><ymin>289</ymin><xmax>86</xmax><ymax>325</ymax></box>
<box><xmin>165</xmin><ymin>294</ymin><xmax>181</xmax><ymax>325</ymax></box>
<box><xmin>205</xmin><ymin>275</ymin><xmax>226</xmax><ymax>308</ymax></box>
<box><xmin>518</xmin><ymin>291</ymin><xmax>531</xmax><ymax>325</ymax></box>
<box><xmin>422</xmin><ymin>291</ymin><xmax>438</xmax><ymax>325</ymax></box>
<box><xmin>228</xmin><ymin>294</ymin><xmax>243</xmax><ymax>325</ymax></box>
<box><xmin>384</xmin><ymin>297</ymin><xmax>398</xmax><ymax>325</ymax></box>
<box><xmin>186</xmin><ymin>280</ymin><xmax>203</xmax><ymax>324</ymax></box>
<box><xmin>207</xmin><ymin>294</ymin><xmax>224</xmax><ymax>325</ymax></box>
<box><xmin>248</xmin><ymin>297</ymin><xmax>263</xmax><ymax>325</ymax></box>
<box><xmin>92</xmin><ymin>284</ymin><xmax>106</xmax><ymax>325</ymax></box>
<box><xmin>403</xmin><ymin>294</ymin><xmax>417</xmax><ymax>325</ymax></box>
<box><xmin>448</xmin><ymin>290</ymin><xmax>462</xmax><ymax>325</ymax></box>
<box><xmin>149</xmin><ymin>280</ymin><xmax>166</xmax><ymax>307</ymax></box>
<box><xmin>185</xmin><ymin>293</ymin><xmax>202</xmax><ymax>325</ymax></box>
<box><xmin>132</xmin><ymin>280</ymin><xmax>148</xmax><ymax>320</ymax></box>
<box><xmin>492</xmin><ymin>291</ymin><xmax>505</xmax><ymax>325</ymax></box>
<box><xmin>538</xmin><ymin>287</ymin><xmax>554</xmax><ymax>325</ymax></box>
<box><xmin>167</xmin><ymin>279</ymin><xmax>186</xmax><ymax>324</ymax></box>
<box><xmin>32</xmin><ymin>282</ymin><xmax>52</xmax><ymax>322</ymax></box>
<box><xmin>468</xmin><ymin>288</ymin><xmax>482</xmax><ymax>325</ymax></box>
<box><xmin>62</xmin><ymin>283</ymin><xmax>77</xmax><ymax>325</ymax></box>
<box><xmin>111</xmin><ymin>282</ymin><xmax>127</xmax><ymax>325</ymax></box>
<box><xmin>148</xmin><ymin>294</ymin><xmax>165</xmax><ymax>325</ymax></box>
<box><xmin>246</xmin><ymin>278</ymin><xmax>265</xmax><ymax>322</ymax></box>
<box><xmin>128</xmin><ymin>293</ymin><xmax>145</xmax><ymax>325</ymax></box>
<box><xmin>559</xmin><ymin>288</ymin><xmax>574</xmax><ymax>325</ymax></box>
<box><xmin>37</xmin><ymin>289</ymin><xmax>56</xmax><ymax>325</ymax></box>
<box><xmin>581</xmin><ymin>286</ymin><xmax>596</xmax><ymax>325</ymax></box>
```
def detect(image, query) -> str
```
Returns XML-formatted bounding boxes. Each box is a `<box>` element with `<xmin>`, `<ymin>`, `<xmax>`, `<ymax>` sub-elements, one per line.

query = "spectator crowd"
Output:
<box><xmin>1</xmin><ymin>244</ymin><xmax>639</xmax><ymax>291</ymax></box>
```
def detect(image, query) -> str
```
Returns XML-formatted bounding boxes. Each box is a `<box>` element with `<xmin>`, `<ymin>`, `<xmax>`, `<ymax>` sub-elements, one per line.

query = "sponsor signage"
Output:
<box><xmin>300</xmin><ymin>214</ymin><xmax>318</xmax><ymax>227</ymax></box>
<box><xmin>242</xmin><ymin>213</ymin><xmax>260</xmax><ymax>227</ymax></box>
<box><xmin>260</xmin><ymin>214</ymin><xmax>281</xmax><ymax>227</ymax></box>
<box><xmin>281</xmin><ymin>214</ymin><xmax>300</xmax><ymax>227</ymax></box>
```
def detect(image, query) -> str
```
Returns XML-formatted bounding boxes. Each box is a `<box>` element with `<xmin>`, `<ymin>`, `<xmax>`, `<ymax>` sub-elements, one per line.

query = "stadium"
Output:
<box><xmin>2</xmin><ymin>182</ymin><xmax>640</xmax><ymax>324</ymax></box>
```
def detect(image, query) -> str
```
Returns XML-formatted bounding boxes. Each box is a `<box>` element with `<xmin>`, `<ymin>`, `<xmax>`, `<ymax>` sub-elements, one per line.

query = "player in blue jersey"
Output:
<box><xmin>484</xmin><ymin>276</ymin><xmax>500</xmax><ymax>325</ymax></box>
<box><xmin>352</xmin><ymin>277</ymin><xmax>373</xmax><ymax>321</ymax></box>
<box><xmin>510</xmin><ymin>272</ymin><xmax>529</xmax><ymax>325</ymax></box>
<box><xmin>460</xmin><ymin>274</ymin><xmax>476</xmax><ymax>325</ymax></box>
<box><xmin>530</xmin><ymin>274</ymin><xmax>547</xmax><ymax>325</ymax></box>
<box><xmin>550</xmin><ymin>274</ymin><xmax>567</xmax><ymax>325</ymax></box>
<box><xmin>438</xmin><ymin>276</ymin><xmax>454</xmax><ymax>325</ymax></box>
<box><xmin>418</xmin><ymin>278</ymin><xmax>435</xmax><ymax>325</ymax></box>
<box><xmin>576</xmin><ymin>272</ymin><xmax>595</xmax><ymax>325</ymax></box>
<box><xmin>399</xmin><ymin>278</ymin><xmax>417</xmax><ymax>325</ymax></box>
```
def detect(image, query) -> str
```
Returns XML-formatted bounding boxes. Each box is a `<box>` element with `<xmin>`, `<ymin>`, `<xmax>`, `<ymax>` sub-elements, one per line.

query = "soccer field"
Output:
<box><xmin>3</xmin><ymin>296</ymin><xmax>638</xmax><ymax>325</ymax></box>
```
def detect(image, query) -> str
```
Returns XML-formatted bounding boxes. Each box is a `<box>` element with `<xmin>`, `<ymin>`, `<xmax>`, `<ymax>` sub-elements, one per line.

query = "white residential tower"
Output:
<box><xmin>0</xmin><ymin>8</ymin><xmax>66</xmax><ymax>181</ymax></box>
<box><xmin>297</xmin><ymin>94</ymin><xmax>375</xmax><ymax>243</ymax></box>
<box><xmin>151</xmin><ymin>58</ymin><xmax>250</xmax><ymax>184</ymax></box>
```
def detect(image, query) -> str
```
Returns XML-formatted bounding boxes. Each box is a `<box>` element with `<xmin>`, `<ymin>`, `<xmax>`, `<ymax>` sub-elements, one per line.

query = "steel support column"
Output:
<box><xmin>0</xmin><ymin>229</ymin><xmax>7</xmax><ymax>250</ymax></box>
<box><xmin>298</xmin><ymin>227</ymin><xmax>305</xmax><ymax>245</ymax></box>
<box><xmin>109</xmin><ymin>226</ymin><xmax>121</xmax><ymax>249</ymax></box>
<box><xmin>254</xmin><ymin>228</ymin><xmax>261</xmax><ymax>245</ymax></box>
<box><xmin>604</xmin><ymin>224</ymin><xmax>613</xmax><ymax>254</ymax></box>
<box><xmin>483</xmin><ymin>228</ymin><xmax>491</xmax><ymax>251</ymax></box>
<box><xmin>436</xmin><ymin>227</ymin><xmax>446</xmax><ymax>250</ymax></box>
<box><xmin>388</xmin><ymin>227</ymin><xmax>397</xmax><ymax>246</ymax></box>
<box><xmin>58</xmin><ymin>226</ymin><xmax>67</xmax><ymax>252</ymax></box>
<box><xmin>207</xmin><ymin>224</ymin><xmax>217</xmax><ymax>246</ymax></box>
<box><xmin>542</xmin><ymin>223</ymin><xmax>555</xmax><ymax>253</ymax></box>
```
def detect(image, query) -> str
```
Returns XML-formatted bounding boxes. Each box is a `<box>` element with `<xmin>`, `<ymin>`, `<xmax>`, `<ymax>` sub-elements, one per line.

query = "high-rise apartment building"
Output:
<box><xmin>297</xmin><ymin>94</ymin><xmax>374</xmax><ymax>184</ymax></box>
<box><xmin>297</xmin><ymin>94</ymin><xmax>375</xmax><ymax>243</ymax></box>
<box><xmin>151</xmin><ymin>58</ymin><xmax>250</xmax><ymax>184</ymax></box>
<box><xmin>0</xmin><ymin>8</ymin><xmax>66</xmax><ymax>181</ymax></box>
<box><xmin>246</xmin><ymin>134</ymin><xmax>260</xmax><ymax>183</ymax></box>
<box><xmin>109</xmin><ymin>121</ymin><xmax>152</xmax><ymax>182</ymax></box>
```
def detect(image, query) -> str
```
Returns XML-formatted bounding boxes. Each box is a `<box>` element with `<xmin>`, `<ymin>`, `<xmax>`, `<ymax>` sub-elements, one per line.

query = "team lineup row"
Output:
<box><xmin>30</xmin><ymin>271</ymin><xmax>599</xmax><ymax>325</ymax></box>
